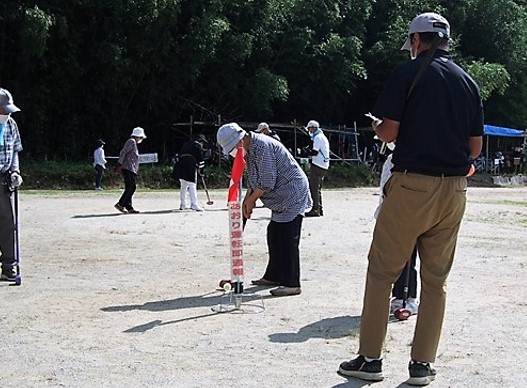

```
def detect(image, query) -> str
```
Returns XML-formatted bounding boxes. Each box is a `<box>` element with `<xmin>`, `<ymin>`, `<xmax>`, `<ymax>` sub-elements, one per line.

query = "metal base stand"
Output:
<box><xmin>211</xmin><ymin>291</ymin><xmax>265</xmax><ymax>314</ymax></box>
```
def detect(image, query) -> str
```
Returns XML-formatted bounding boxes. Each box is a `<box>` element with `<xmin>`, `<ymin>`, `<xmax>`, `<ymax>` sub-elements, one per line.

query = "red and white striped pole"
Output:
<box><xmin>227</xmin><ymin>146</ymin><xmax>246</xmax><ymax>295</ymax></box>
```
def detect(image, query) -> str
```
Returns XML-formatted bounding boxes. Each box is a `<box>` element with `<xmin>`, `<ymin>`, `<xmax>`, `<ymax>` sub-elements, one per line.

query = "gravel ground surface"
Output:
<box><xmin>1</xmin><ymin>186</ymin><xmax>526</xmax><ymax>387</ymax></box>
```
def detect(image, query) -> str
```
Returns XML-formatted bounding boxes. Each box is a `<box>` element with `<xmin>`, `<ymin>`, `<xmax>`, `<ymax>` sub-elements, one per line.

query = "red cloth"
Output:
<box><xmin>227</xmin><ymin>147</ymin><xmax>245</xmax><ymax>202</ymax></box>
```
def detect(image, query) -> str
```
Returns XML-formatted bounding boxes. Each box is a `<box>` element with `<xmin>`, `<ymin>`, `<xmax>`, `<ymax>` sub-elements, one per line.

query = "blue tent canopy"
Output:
<box><xmin>484</xmin><ymin>125</ymin><xmax>525</xmax><ymax>138</ymax></box>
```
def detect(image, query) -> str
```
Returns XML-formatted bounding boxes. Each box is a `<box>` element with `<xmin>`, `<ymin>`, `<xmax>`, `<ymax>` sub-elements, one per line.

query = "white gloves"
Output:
<box><xmin>10</xmin><ymin>172</ymin><xmax>23</xmax><ymax>188</ymax></box>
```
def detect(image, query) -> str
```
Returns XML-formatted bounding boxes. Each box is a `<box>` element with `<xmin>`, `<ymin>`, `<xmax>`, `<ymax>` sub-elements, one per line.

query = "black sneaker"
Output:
<box><xmin>114</xmin><ymin>203</ymin><xmax>127</xmax><ymax>213</ymax></box>
<box><xmin>407</xmin><ymin>361</ymin><xmax>436</xmax><ymax>386</ymax></box>
<box><xmin>0</xmin><ymin>269</ymin><xmax>16</xmax><ymax>282</ymax></box>
<box><xmin>126</xmin><ymin>208</ymin><xmax>139</xmax><ymax>214</ymax></box>
<box><xmin>338</xmin><ymin>355</ymin><xmax>384</xmax><ymax>381</ymax></box>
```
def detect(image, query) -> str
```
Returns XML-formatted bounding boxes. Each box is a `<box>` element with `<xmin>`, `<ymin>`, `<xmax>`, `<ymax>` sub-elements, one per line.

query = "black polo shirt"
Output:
<box><xmin>373</xmin><ymin>49</ymin><xmax>484</xmax><ymax>176</ymax></box>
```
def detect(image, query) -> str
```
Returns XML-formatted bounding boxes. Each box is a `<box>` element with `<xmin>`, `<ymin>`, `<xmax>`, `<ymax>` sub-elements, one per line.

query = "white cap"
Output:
<box><xmin>131</xmin><ymin>127</ymin><xmax>147</xmax><ymax>138</ymax></box>
<box><xmin>306</xmin><ymin>120</ymin><xmax>319</xmax><ymax>129</ymax></box>
<box><xmin>255</xmin><ymin>122</ymin><xmax>269</xmax><ymax>133</ymax></box>
<box><xmin>0</xmin><ymin>88</ymin><xmax>20</xmax><ymax>113</ymax></box>
<box><xmin>401</xmin><ymin>12</ymin><xmax>450</xmax><ymax>50</ymax></box>
<box><xmin>216</xmin><ymin>123</ymin><xmax>246</xmax><ymax>154</ymax></box>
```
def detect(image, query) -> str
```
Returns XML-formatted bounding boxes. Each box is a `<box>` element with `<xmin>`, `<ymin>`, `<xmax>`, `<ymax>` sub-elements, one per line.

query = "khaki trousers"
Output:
<box><xmin>358</xmin><ymin>172</ymin><xmax>467</xmax><ymax>362</ymax></box>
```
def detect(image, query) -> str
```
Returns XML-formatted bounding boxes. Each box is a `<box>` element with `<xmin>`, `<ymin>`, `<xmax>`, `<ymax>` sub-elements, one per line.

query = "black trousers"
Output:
<box><xmin>392</xmin><ymin>245</ymin><xmax>418</xmax><ymax>299</ymax></box>
<box><xmin>94</xmin><ymin>164</ymin><xmax>104</xmax><ymax>188</ymax></box>
<box><xmin>263</xmin><ymin>214</ymin><xmax>303</xmax><ymax>287</ymax></box>
<box><xmin>118</xmin><ymin>169</ymin><xmax>137</xmax><ymax>210</ymax></box>
<box><xmin>0</xmin><ymin>178</ymin><xmax>15</xmax><ymax>270</ymax></box>
<box><xmin>308</xmin><ymin>164</ymin><xmax>327</xmax><ymax>214</ymax></box>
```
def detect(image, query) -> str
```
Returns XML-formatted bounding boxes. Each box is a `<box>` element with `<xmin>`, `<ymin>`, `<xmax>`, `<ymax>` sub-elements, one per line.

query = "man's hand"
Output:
<box><xmin>114</xmin><ymin>164</ymin><xmax>122</xmax><ymax>174</ymax></box>
<box><xmin>10</xmin><ymin>172</ymin><xmax>23</xmax><ymax>188</ymax></box>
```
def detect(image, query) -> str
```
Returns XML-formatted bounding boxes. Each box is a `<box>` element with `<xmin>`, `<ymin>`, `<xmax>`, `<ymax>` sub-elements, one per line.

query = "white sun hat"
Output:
<box><xmin>131</xmin><ymin>127</ymin><xmax>147</xmax><ymax>138</ymax></box>
<box><xmin>216</xmin><ymin>122</ymin><xmax>246</xmax><ymax>154</ymax></box>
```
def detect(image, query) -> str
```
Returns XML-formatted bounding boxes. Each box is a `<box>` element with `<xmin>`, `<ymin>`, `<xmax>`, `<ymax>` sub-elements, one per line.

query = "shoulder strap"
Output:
<box><xmin>406</xmin><ymin>36</ymin><xmax>442</xmax><ymax>100</ymax></box>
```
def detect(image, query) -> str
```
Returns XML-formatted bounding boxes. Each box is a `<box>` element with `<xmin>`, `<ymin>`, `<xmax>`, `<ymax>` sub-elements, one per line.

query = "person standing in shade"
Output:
<box><xmin>0</xmin><ymin>87</ymin><xmax>23</xmax><ymax>282</ymax></box>
<box><xmin>172</xmin><ymin>134</ymin><xmax>207</xmax><ymax>211</ymax></box>
<box><xmin>338</xmin><ymin>13</ymin><xmax>483</xmax><ymax>386</ymax></box>
<box><xmin>304</xmin><ymin>120</ymin><xmax>329</xmax><ymax>217</ymax></box>
<box><xmin>216</xmin><ymin>123</ymin><xmax>312</xmax><ymax>297</ymax></box>
<box><xmin>93</xmin><ymin>139</ymin><xmax>107</xmax><ymax>190</ymax></box>
<box><xmin>254</xmin><ymin>122</ymin><xmax>281</xmax><ymax>142</ymax></box>
<box><xmin>114</xmin><ymin>127</ymin><xmax>147</xmax><ymax>214</ymax></box>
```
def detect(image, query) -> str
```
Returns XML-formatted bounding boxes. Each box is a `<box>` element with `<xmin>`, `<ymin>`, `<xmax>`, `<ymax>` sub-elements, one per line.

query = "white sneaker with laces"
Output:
<box><xmin>191</xmin><ymin>204</ymin><xmax>204</xmax><ymax>211</ymax></box>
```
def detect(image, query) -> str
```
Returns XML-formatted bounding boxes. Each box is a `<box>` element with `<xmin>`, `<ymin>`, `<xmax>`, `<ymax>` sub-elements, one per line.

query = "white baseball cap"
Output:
<box><xmin>0</xmin><ymin>88</ymin><xmax>20</xmax><ymax>113</ymax></box>
<box><xmin>401</xmin><ymin>12</ymin><xmax>450</xmax><ymax>50</ymax></box>
<box><xmin>131</xmin><ymin>127</ymin><xmax>147</xmax><ymax>138</ymax></box>
<box><xmin>306</xmin><ymin>120</ymin><xmax>319</xmax><ymax>129</ymax></box>
<box><xmin>255</xmin><ymin>122</ymin><xmax>269</xmax><ymax>133</ymax></box>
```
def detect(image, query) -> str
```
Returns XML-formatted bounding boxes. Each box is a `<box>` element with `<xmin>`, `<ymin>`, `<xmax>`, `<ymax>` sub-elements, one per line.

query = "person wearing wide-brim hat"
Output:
<box><xmin>216</xmin><ymin>123</ymin><xmax>312</xmax><ymax>297</ymax></box>
<box><xmin>0</xmin><ymin>87</ymin><xmax>23</xmax><ymax>282</ymax></box>
<box><xmin>114</xmin><ymin>127</ymin><xmax>147</xmax><ymax>214</ymax></box>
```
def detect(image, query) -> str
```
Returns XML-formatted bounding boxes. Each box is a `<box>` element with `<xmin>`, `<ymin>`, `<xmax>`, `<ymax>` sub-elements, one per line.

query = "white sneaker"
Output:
<box><xmin>391</xmin><ymin>298</ymin><xmax>419</xmax><ymax>315</ymax></box>
<box><xmin>390</xmin><ymin>298</ymin><xmax>403</xmax><ymax>314</ymax></box>
<box><xmin>406</xmin><ymin>298</ymin><xmax>419</xmax><ymax>315</ymax></box>
<box><xmin>190</xmin><ymin>204</ymin><xmax>204</xmax><ymax>211</ymax></box>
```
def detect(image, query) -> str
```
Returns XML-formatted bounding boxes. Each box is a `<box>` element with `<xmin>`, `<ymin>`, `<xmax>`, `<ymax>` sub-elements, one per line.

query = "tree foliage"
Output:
<box><xmin>1</xmin><ymin>0</ymin><xmax>526</xmax><ymax>161</ymax></box>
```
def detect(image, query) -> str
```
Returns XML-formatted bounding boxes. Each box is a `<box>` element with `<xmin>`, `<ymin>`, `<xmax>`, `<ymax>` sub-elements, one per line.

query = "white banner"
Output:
<box><xmin>138</xmin><ymin>153</ymin><xmax>158</xmax><ymax>164</ymax></box>
<box><xmin>228</xmin><ymin>201</ymin><xmax>244</xmax><ymax>288</ymax></box>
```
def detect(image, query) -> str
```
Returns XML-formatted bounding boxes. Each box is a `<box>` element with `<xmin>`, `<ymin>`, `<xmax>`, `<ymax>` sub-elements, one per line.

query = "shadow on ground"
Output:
<box><xmin>269</xmin><ymin>315</ymin><xmax>361</xmax><ymax>343</ymax></box>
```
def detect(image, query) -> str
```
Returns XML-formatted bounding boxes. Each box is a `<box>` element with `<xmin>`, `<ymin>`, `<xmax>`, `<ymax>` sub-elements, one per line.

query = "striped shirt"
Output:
<box><xmin>118</xmin><ymin>138</ymin><xmax>139</xmax><ymax>174</ymax></box>
<box><xmin>246</xmin><ymin>133</ymin><xmax>312</xmax><ymax>222</ymax></box>
<box><xmin>0</xmin><ymin>117</ymin><xmax>23</xmax><ymax>173</ymax></box>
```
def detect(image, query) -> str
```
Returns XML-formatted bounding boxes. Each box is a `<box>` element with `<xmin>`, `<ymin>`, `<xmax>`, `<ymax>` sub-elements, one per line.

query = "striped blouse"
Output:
<box><xmin>246</xmin><ymin>133</ymin><xmax>312</xmax><ymax>222</ymax></box>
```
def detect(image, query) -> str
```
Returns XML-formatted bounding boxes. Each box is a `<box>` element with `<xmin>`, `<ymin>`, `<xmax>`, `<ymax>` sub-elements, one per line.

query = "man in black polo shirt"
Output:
<box><xmin>338</xmin><ymin>12</ymin><xmax>483</xmax><ymax>386</ymax></box>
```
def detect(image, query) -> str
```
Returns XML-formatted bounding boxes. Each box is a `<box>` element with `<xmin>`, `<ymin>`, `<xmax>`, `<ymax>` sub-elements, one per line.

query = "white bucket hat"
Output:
<box><xmin>131</xmin><ymin>127</ymin><xmax>147</xmax><ymax>139</ymax></box>
<box><xmin>216</xmin><ymin>123</ymin><xmax>246</xmax><ymax>154</ymax></box>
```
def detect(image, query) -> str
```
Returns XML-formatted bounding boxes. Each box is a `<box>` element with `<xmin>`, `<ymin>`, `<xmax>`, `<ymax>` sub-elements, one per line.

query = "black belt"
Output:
<box><xmin>392</xmin><ymin>168</ymin><xmax>455</xmax><ymax>177</ymax></box>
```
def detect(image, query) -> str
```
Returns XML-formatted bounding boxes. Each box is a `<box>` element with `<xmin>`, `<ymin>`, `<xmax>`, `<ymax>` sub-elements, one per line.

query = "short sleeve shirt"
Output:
<box><xmin>373</xmin><ymin>50</ymin><xmax>484</xmax><ymax>176</ymax></box>
<box><xmin>312</xmin><ymin>131</ymin><xmax>330</xmax><ymax>170</ymax></box>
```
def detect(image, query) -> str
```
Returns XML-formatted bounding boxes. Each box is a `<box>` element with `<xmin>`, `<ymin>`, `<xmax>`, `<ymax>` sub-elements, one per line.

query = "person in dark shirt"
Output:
<box><xmin>338</xmin><ymin>12</ymin><xmax>483</xmax><ymax>386</ymax></box>
<box><xmin>172</xmin><ymin>134</ymin><xmax>207</xmax><ymax>211</ymax></box>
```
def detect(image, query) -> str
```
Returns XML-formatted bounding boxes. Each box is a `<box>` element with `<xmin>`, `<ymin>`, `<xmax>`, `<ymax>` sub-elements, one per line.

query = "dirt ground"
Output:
<box><xmin>1</xmin><ymin>186</ymin><xmax>526</xmax><ymax>387</ymax></box>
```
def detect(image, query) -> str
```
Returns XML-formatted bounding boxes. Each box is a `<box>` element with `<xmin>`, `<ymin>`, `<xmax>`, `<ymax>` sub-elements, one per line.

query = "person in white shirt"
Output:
<box><xmin>304</xmin><ymin>120</ymin><xmax>329</xmax><ymax>217</ymax></box>
<box><xmin>93</xmin><ymin>139</ymin><xmax>107</xmax><ymax>190</ymax></box>
<box><xmin>374</xmin><ymin>142</ymin><xmax>419</xmax><ymax>316</ymax></box>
